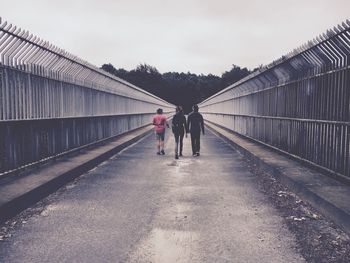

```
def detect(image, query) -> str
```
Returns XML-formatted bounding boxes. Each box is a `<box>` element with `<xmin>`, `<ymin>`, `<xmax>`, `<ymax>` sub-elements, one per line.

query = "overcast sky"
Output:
<box><xmin>0</xmin><ymin>0</ymin><xmax>349</xmax><ymax>75</ymax></box>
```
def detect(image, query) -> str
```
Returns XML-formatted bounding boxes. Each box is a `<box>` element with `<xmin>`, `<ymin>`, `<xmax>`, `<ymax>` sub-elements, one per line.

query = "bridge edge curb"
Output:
<box><xmin>206</xmin><ymin>122</ymin><xmax>350</xmax><ymax>235</ymax></box>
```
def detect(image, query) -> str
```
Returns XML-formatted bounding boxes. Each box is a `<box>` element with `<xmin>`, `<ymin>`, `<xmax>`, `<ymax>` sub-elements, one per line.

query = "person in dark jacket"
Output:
<box><xmin>187</xmin><ymin>105</ymin><xmax>204</xmax><ymax>156</ymax></box>
<box><xmin>172</xmin><ymin>106</ymin><xmax>187</xmax><ymax>159</ymax></box>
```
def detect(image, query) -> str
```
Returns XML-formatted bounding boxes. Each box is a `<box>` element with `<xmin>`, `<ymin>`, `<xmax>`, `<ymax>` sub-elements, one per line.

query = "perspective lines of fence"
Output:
<box><xmin>199</xmin><ymin>20</ymin><xmax>350</xmax><ymax>179</ymax></box>
<box><xmin>0</xmin><ymin>17</ymin><xmax>174</xmax><ymax>175</ymax></box>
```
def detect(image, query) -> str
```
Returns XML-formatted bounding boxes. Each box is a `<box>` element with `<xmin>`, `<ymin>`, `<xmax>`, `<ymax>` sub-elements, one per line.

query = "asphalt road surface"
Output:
<box><xmin>0</xmin><ymin>130</ymin><xmax>305</xmax><ymax>263</ymax></box>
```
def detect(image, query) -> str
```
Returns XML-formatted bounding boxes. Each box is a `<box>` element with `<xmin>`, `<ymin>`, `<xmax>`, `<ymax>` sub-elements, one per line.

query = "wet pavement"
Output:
<box><xmin>0</xmin><ymin>130</ymin><xmax>305</xmax><ymax>262</ymax></box>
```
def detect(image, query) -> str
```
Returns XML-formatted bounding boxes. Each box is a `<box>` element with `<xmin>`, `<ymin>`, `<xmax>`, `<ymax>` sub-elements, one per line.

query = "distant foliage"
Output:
<box><xmin>101</xmin><ymin>63</ymin><xmax>251</xmax><ymax>113</ymax></box>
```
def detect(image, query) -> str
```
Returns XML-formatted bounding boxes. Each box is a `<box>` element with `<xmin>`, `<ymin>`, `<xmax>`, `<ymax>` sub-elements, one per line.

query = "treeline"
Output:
<box><xmin>101</xmin><ymin>63</ymin><xmax>251</xmax><ymax>113</ymax></box>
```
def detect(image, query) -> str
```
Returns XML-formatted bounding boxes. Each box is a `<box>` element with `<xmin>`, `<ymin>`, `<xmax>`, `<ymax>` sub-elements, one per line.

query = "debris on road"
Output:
<box><xmin>244</xmin><ymin>158</ymin><xmax>350</xmax><ymax>263</ymax></box>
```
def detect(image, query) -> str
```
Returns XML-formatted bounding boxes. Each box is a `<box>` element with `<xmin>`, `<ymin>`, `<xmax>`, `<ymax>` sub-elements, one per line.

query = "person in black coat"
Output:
<box><xmin>172</xmin><ymin>106</ymin><xmax>187</xmax><ymax>159</ymax></box>
<box><xmin>187</xmin><ymin>105</ymin><xmax>204</xmax><ymax>156</ymax></box>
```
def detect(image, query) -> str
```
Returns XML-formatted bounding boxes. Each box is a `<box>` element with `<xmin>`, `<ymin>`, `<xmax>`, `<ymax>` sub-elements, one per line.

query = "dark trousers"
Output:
<box><xmin>190</xmin><ymin>132</ymin><xmax>200</xmax><ymax>154</ymax></box>
<box><xmin>174</xmin><ymin>131</ymin><xmax>184</xmax><ymax>155</ymax></box>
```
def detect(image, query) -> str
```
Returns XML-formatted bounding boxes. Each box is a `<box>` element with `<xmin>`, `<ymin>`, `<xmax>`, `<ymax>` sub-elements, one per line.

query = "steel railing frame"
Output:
<box><xmin>199</xmin><ymin>20</ymin><xmax>350</xmax><ymax>178</ymax></box>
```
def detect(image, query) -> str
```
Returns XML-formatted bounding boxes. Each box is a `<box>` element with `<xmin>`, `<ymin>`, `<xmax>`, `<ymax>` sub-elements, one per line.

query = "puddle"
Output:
<box><xmin>65</xmin><ymin>183</ymin><xmax>77</xmax><ymax>190</ymax></box>
<box><xmin>177</xmin><ymin>159</ymin><xmax>193</xmax><ymax>167</ymax></box>
<box><xmin>40</xmin><ymin>204</ymin><xmax>67</xmax><ymax>217</ymax></box>
<box><xmin>175</xmin><ymin>202</ymin><xmax>192</xmax><ymax>217</ymax></box>
<box><xmin>130</xmin><ymin>228</ymin><xmax>199</xmax><ymax>262</ymax></box>
<box><xmin>167</xmin><ymin>161</ymin><xmax>179</xmax><ymax>167</ymax></box>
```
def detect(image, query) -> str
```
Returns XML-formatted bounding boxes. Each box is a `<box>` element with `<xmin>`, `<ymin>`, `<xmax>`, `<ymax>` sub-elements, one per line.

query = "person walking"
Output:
<box><xmin>187</xmin><ymin>105</ymin><xmax>204</xmax><ymax>157</ymax></box>
<box><xmin>172</xmin><ymin>106</ymin><xmax>187</xmax><ymax>159</ymax></box>
<box><xmin>152</xmin><ymin>108</ymin><xmax>169</xmax><ymax>155</ymax></box>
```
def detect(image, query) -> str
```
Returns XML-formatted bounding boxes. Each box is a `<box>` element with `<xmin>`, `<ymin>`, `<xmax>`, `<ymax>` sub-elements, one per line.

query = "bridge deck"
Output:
<box><xmin>0</xmin><ymin>130</ymin><xmax>305</xmax><ymax>262</ymax></box>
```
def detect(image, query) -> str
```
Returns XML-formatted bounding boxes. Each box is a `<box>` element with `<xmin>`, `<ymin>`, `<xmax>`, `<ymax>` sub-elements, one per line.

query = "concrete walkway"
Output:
<box><xmin>0</xmin><ymin>129</ymin><xmax>305</xmax><ymax>262</ymax></box>
<box><xmin>206</xmin><ymin>122</ymin><xmax>350</xmax><ymax>235</ymax></box>
<box><xmin>0</xmin><ymin>125</ymin><xmax>153</xmax><ymax>223</ymax></box>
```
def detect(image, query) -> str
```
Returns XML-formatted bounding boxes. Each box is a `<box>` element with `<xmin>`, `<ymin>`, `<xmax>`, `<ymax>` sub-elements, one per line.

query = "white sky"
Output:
<box><xmin>0</xmin><ymin>0</ymin><xmax>349</xmax><ymax>75</ymax></box>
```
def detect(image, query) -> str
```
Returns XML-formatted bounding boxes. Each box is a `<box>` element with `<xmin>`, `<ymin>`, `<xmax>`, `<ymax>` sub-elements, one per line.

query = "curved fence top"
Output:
<box><xmin>200</xmin><ymin>19</ymin><xmax>350</xmax><ymax>106</ymax></box>
<box><xmin>0</xmin><ymin>17</ymin><xmax>173</xmax><ymax>108</ymax></box>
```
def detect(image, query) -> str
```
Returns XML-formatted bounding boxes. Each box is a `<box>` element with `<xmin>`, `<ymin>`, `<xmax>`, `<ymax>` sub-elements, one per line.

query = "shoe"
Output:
<box><xmin>179</xmin><ymin>153</ymin><xmax>183</xmax><ymax>157</ymax></box>
<box><xmin>157</xmin><ymin>152</ymin><xmax>161</xmax><ymax>155</ymax></box>
<box><xmin>193</xmin><ymin>153</ymin><xmax>197</xmax><ymax>157</ymax></box>
<box><xmin>175</xmin><ymin>154</ymin><xmax>179</xmax><ymax>159</ymax></box>
<box><xmin>196</xmin><ymin>152</ymin><xmax>200</xmax><ymax>156</ymax></box>
<box><xmin>161</xmin><ymin>150</ymin><xmax>165</xmax><ymax>155</ymax></box>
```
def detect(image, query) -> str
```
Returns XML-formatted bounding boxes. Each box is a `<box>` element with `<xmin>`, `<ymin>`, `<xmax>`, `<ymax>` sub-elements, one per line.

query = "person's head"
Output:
<box><xmin>157</xmin><ymin>108</ymin><xmax>163</xmax><ymax>114</ymax></box>
<box><xmin>192</xmin><ymin>105</ymin><xmax>199</xmax><ymax>112</ymax></box>
<box><xmin>176</xmin><ymin>105</ymin><xmax>183</xmax><ymax>113</ymax></box>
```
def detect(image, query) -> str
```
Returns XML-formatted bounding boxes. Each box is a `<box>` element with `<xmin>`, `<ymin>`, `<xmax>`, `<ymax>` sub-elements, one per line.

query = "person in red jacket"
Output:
<box><xmin>152</xmin><ymin>108</ymin><xmax>169</xmax><ymax>155</ymax></box>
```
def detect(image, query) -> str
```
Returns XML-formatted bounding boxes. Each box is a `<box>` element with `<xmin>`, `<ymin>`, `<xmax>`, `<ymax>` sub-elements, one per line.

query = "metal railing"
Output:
<box><xmin>199</xmin><ymin>20</ymin><xmax>350</xmax><ymax>179</ymax></box>
<box><xmin>0</xmin><ymin>17</ymin><xmax>174</xmax><ymax>175</ymax></box>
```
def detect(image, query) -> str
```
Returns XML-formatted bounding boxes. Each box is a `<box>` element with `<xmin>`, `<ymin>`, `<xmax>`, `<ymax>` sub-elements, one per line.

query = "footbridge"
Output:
<box><xmin>0</xmin><ymin>18</ymin><xmax>349</xmax><ymax>263</ymax></box>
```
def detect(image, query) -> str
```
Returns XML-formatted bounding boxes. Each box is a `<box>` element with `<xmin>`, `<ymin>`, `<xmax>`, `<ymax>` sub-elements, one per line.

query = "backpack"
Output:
<box><xmin>172</xmin><ymin>114</ymin><xmax>182</xmax><ymax>133</ymax></box>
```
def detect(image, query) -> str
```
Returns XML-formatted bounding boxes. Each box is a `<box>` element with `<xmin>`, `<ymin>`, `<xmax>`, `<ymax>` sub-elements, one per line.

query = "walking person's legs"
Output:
<box><xmin>191</xmin><ymin>133</ymin><xmax>196</xmax><ymax>156</ymax></box>
<box><xmin>174</xmin><ymin>132</ymin><xmax>180</xmax><ymax>159</ymax></box>
<box><xmin>191</xmin><ymin>132</ymin><xmax>201</xmax><ymax>156</ymax></box>
<box><xmin>160</xmin><ymin>132</ymin><xmax>165</xmax><ymax>155</ymax></box>
<box><xmin>156</xmin><ymin>132</ymin><xmax>165</xmax><ymax>155</ymax></box>
<box><xmin>179</xmin><ymin>131</ymin><xmax>184</xmax><ymax>156</ymax></box>
<box><xmin>156</xmin><ymin>133</ymin><xmax>161</xmax><ymax>154</ymax></box>
<box><xmin>194</xmin><ymin>136</ymin><xmax>198</xmax><ymax>155</ymax></box>
<box><xmin>196</xmin><ymin>134</ymin><xmax>201</xmax><ymax>156</ymax></box>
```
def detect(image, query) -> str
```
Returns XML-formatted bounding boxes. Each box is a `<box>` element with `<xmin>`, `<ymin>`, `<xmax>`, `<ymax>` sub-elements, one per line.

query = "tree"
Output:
<box><xmin>100</xmin><ymin>63</ymin><xmax>251</xmax><ymax>114</ymax></box>
<box><xmin>220</xmin><ymin>64</ymin><xmax>250</xmax><ymax>88</ymax></box>
<box><xmin>101</xmin><ymin>63</ymin><xmax>118</xmax><ymax>75</ymax></box>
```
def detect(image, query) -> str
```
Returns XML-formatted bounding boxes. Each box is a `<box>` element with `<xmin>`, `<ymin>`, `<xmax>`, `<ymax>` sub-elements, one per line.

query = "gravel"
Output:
<box><xmin>243</xmin><ymin>158</ymin><xmax>350</xmax><ymax>263</ymax></box>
